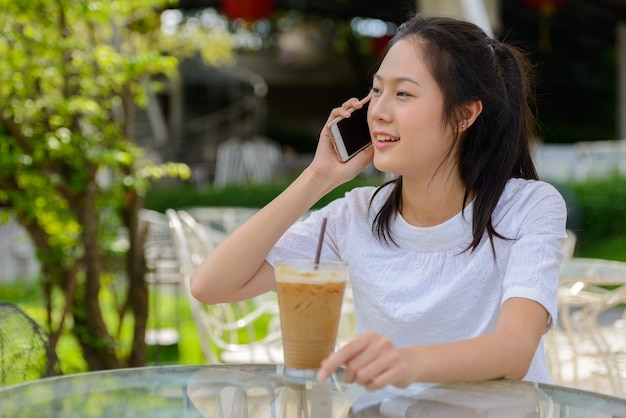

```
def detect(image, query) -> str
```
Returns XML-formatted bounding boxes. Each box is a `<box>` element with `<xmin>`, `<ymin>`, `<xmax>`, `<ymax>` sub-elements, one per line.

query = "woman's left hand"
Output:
<box><xmin>317</xmin><ymin>331</ymin><xmax>416</xmax><ymax>390</ymax></box>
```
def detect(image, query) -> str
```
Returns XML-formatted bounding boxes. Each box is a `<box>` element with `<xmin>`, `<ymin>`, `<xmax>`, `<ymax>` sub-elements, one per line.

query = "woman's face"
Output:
<box><xmin>368</xmin><ymin>38</ymin><xmax>457</xmax><ymax>181</ymax></box>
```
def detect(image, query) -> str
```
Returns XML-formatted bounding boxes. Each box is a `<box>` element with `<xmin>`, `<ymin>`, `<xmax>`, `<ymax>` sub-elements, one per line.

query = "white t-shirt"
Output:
<box><xmin>267</xmin><ymin>178</ymin><xmax>568</xmax><ymax>384</ymax></box>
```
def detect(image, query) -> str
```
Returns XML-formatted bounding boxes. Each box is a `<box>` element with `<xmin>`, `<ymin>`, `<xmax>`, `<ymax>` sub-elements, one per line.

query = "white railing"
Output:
<box><xmin>184</xmin><ymin>65</ymin><xmax>270</xmax><ymax>188</ymax></box>
<box><xmin>533</xmin><ymin>139</ymin><xmax>626</xmax><ymax>183</ymax></box>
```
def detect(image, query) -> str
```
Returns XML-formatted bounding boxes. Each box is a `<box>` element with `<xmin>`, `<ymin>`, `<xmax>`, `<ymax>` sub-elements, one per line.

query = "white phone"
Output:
<box><xmin>330</xmin><ymin>100</ymin><xmax>371</xmax><ymax>162</ymax></box>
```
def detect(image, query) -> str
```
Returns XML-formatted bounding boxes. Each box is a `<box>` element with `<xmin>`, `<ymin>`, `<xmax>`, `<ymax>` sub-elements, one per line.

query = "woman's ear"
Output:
<box><xmin>458</xmin><ymin>100</ymin><xmax>483</xmax><ymax>131</ymax></box>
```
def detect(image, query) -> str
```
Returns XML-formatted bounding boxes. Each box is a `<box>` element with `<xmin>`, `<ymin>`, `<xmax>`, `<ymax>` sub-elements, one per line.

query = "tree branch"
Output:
<box><xmin>0</xmin><ymin>113</ymin><xmax>33</xmax><ymax>154</ymax></box>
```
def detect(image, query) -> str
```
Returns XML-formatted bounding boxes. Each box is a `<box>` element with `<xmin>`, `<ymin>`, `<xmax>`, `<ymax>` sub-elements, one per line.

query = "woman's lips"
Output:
<box><xmin>373</xmin><ymin>133</ymin><xmax>399</xmax><ymax>149</ymax></box>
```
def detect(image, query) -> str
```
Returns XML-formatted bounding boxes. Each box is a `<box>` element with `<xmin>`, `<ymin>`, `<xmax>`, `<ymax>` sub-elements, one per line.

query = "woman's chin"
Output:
<box><xmin>372</xmin><ymin>159</ymin><xmax>398</xmax><ymax>177</ymax></box>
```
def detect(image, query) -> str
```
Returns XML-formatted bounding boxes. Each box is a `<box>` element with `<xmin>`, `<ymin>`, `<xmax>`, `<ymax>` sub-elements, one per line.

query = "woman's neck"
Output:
<box><xmin>399</xmin><ymin>174</ymin><xmax>471</xmax><ymax>227</ymax></box>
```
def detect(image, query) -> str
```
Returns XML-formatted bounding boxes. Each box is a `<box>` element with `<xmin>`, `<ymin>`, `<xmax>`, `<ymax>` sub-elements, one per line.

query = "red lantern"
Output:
<box><xmin>221</xmin><ymin>0</ymin><xmax>276</xmax><ymax>22</ymax></box>
<box><xmin>523</xmin><ymin>0</ymin><xmax>565</xmax><ymax>17</ymax></box>
<box><xmin>523</xmin><ymin>0</ymin><xmax>565</xmax><ymax>52</ymax></box>
<box><xmin>371</xmin><ymin>35</ymin><xmax>392</xmax><ymax>56</ymax></box>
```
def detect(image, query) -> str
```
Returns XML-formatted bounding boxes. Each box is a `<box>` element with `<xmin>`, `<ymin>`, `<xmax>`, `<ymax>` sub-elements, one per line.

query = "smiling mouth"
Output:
<box><xmin>376</xmin><ymin>135</ymin><xmax>399</xmax><ymax>143</ymax></box>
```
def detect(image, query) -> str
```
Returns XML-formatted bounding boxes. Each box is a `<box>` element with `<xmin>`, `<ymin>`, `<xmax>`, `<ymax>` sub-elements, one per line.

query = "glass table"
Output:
<box><xmin>1</xmin><ymin>364</ymin><xmax>625</xmax><ymax>417</ymax></box>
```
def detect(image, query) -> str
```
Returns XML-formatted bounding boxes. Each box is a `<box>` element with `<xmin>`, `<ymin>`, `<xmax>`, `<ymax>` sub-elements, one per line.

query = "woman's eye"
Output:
<box><xmin>397</xmin><ymin>91</ymin><xmax>411</xmax><ymax>97</ymax></box>
<box><xmin>371</xmin><ymin>86</ymin><xmax>381</xmax><ymax>94</ymax></box>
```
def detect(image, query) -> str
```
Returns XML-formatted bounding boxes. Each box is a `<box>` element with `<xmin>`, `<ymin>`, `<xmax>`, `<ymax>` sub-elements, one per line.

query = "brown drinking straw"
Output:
<box><xmin>314</xmin><ymin>217</ymin><xmax>328</xmax><ymax>266</ymax></box>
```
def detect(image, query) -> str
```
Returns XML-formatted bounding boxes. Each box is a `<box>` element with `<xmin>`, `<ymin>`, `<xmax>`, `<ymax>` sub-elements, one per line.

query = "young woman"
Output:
<box><xmin>190</xmin><ymin>14</ymin><xmax>567</xmax><ymax>390</ymax></box>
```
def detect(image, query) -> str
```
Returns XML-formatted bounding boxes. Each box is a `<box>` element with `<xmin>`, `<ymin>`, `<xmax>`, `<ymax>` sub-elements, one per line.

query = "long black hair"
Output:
<box><xmin>370</xmin><ymin>13</ymin><xmax>539</xmax><ymax>252</ymax></box>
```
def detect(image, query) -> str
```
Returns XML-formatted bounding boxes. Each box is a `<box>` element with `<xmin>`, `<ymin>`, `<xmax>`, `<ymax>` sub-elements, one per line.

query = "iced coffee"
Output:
<box><xmin>274</xmin><ymin>259</ymin><xmax>347</xmax><ymax>378</ymax></box>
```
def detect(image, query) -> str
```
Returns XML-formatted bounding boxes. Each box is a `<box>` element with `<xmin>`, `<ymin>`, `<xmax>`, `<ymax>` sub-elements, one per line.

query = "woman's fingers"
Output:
<box><xmin>316</xmin><ymin>333</ymin><xmax>388</xmax><ymax>380</ymax></box>
<box><xmin>317</xmin><ymin>332</ymin><xmax>375</xmax><ymax>380</ymax></box>
<box><xmin>325</xmin><ymin>97</ymin><xmax>366</xmax><ymax>127</ymax></box>
<box><xmin>317</xmin><ymin>332</ymin><xmax>415</xmax><ymax>390</ymax></box>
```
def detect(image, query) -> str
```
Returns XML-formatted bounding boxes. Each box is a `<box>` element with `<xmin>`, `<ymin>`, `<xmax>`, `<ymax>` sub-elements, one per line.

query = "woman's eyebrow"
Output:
<box><xmin>373</xmin><ymin>73</ymin><xmax>420</xmax><ymax>87</ymax></box>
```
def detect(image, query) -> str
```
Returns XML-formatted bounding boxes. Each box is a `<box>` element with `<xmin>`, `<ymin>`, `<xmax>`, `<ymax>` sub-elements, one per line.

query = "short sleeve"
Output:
<box><xmin>500</xmin><ymin>182</ymin><xmax>568</xmax><ymax>331</ymax></box>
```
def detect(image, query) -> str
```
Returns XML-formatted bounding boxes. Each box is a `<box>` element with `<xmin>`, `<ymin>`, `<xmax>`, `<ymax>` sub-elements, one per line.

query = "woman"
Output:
<box><xmin>190</xmin><ymin>14</ymin><xmax>567</xmax><ymax>390</ymax></box>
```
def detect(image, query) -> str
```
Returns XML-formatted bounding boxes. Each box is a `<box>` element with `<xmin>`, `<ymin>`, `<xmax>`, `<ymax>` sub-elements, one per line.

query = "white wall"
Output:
<box><xmin>533</xmin><ymin>140</ymin><xmax>626</xmax><ymax>183</ymax></box>
<box><xmin>0</xmin><ymin>212</ymin><xmax>40</xmax><ymax>283</ymax></box>
<box><xmin>417</xmin><ymin>0</ymin><xmax>501</xmax><ymax>35</ymax></box>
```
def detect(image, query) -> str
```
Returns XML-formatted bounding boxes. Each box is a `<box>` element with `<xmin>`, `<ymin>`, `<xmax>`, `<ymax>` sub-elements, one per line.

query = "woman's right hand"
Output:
<box><xmin>307</xmin><ymin>95</ymin><xmax>374</xmax><ymax>188</ymax></box>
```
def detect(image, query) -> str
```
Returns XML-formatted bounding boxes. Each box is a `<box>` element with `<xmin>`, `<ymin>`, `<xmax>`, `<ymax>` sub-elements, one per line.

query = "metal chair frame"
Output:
<box><xmin>166</xmin><ymin>209</ymin><xmax>283</xmax><ymax>364</ymax></box>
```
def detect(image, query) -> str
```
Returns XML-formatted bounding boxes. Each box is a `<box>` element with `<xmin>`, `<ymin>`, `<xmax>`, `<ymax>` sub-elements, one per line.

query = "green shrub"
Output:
<box><xmin>549</xmin><ymin>181</ymin><xmax>584</xmax><ymax>233</ymax></box>
<box><xmin>145</xmin><ymin>173</ymin><xmax>626</xmax><ymax>260</ymax></box>
<box><xmin>144</xmin><ymin>175</ymin><xmax>383</xmax><ymax>213</ymax></box>
<box><xmin>567</xmin><ymin>174</ymin><xmax>626</xmax><ymax>244</ymax></box>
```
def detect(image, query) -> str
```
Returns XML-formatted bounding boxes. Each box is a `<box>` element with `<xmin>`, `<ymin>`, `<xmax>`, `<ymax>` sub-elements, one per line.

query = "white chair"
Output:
<box><xmin>588</xmin><ymin>284</ymin><xmax>626</xmax><ymax>396</ymax></box>
<box><xmin>543</xmin><ymin>229</ymin><xmax>577</xmax><ymax>383</ymax></box>
<box><xmin>562</xmin><ymin>229</ymin><xmax>577</xmax><ymax>260</ymax></box>
<box><xmin>546</xmin><ymin>281</ymin><xmax>613</xmax><ymax>391</ymax></box>
<box><xmin>183</xmin><ymin>206</ymin><xmax>258</xmax><ymax>236</ymax></box>
<box><xmin>139</xmin><ymin>209</ymin><xmax>182</xmax><ymax>351</ymax></box>
<box><xmin>545</xmin><ymin>257</ymin><xmax>626</xmax><ymax>397</ymax></box>
<box><xmin>213</xmin><ymin>136</ymin><xmax>281</xmax><ymax>188</ymax></box>
<box><xmin>166</xmin><ymin>209</ymin><xmax>283</xmax><ymax>364</ymax></box>
<box><xmin>140</xmin><ymin>209</ymin><xmax>182</xmax><ymax>286</ymax></box>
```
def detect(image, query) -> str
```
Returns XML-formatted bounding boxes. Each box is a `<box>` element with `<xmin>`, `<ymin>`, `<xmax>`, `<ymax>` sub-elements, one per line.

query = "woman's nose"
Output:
<box><xmin>368</xmin><ymin>96</ymin><xmax>391</xmax><ymax>123</ymax></box>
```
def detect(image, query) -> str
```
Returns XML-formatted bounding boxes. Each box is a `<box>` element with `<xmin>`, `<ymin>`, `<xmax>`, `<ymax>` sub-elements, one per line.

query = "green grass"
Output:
<box><xmin>0</xmin><ymin>280</ymin><xmax>205</xmax><ymax>374</ymax></box>
<box><xmin>145</xmin><ymin>283</ymin><xmax>205</xmax><ymax>365</ymax></box>
<box><xmin>0</xmin><ymin>278</ymin><xmax>279</xmax><ymax>373</ymax></box>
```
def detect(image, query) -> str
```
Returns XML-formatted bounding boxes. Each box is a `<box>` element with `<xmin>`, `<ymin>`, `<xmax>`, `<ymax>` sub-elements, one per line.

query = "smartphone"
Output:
<box><xmin>330</xmin><ymin>100</ymin><xmax>371</xmax><ymax>162</ymax></box>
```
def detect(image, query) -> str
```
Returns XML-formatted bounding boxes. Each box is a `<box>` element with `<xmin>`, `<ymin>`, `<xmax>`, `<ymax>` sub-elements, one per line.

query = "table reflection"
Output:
<box><xmin>186</xmin><ymin>365</ymin><xmax>360</xmax><ymax>417</ymax></box>
<box><xmin>370</xmin><ymin>382</ymin><xmax>547</xmax><ymax>417</ymax></box>
<box><xmin>0</xmin><ymin>364</ymin><xmax>625</xmax><ymax>418</ymax></box>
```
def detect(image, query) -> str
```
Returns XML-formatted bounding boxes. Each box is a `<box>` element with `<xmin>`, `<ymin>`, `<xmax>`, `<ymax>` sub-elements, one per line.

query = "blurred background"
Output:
<box><xmin>147</xmin><ymin>0</ymin><xmax>626</xmax><ymax>182</ymax></box>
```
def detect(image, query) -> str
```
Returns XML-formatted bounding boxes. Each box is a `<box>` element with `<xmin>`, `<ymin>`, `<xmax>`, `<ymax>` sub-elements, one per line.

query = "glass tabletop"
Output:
<box><xmin>0</xmin><ymin>364</ymin><xmax>625</xmax><ymax>417</ymax></box>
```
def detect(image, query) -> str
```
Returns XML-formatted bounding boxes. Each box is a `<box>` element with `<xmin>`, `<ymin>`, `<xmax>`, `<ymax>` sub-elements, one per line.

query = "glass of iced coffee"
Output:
<box><xmin>274</xmin><ymin>259</ymin><xmax>347</xmax><ymax>379</ymax></box>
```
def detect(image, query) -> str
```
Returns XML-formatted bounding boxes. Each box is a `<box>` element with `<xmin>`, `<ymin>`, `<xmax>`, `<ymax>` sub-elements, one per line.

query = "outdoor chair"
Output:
<box><xmin>587</xmin><ymin>284</ymin><xmax>626</xmax><ymax>397</ymax></box>
<box><xmin>0</xmin><ymin>302</ymin><xmax>60</xmax><ymax>387</ymax></box>
<box><xmin>140</xmin><ymin>209</ymin><xmax>183</xmax><ymax>358</ymax></box>
<box><xmin>545</xmin><ymin>257</ymin><xmax>626</xmax><ymax>397</ymax></box>
<box><xmin>213</xmin><ymin>136</ymin><xmax>281</xmax><ymax>188</ymax></box>
<box><xmin>562</xmin><ymin>229</ymin><xmax>577</xmax><ymax>260</ymax></box>
<box><xmin>182</xmin><ymin>206</ymin><xmax>258</xmax><ymax>237</ymax></box>
<box><xmin>166</xmin><ymin>209</ymin><xmax>283</xmax><ymax>364</ymax></box>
